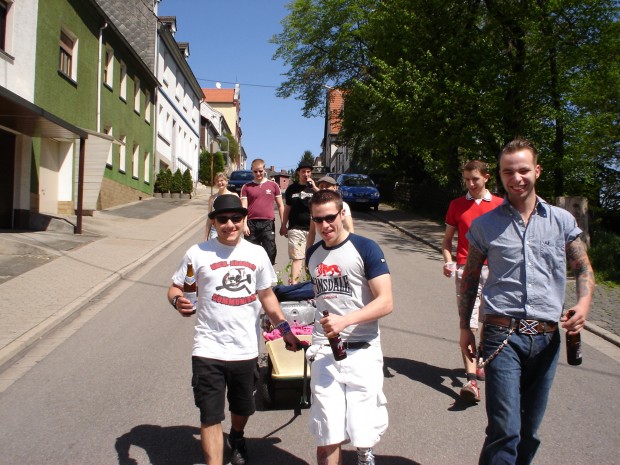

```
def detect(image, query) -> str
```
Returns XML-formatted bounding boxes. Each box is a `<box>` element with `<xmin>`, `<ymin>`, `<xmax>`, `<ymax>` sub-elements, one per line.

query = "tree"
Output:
<box><xmin>171</xmin><ymin>169</ymin><xmax>183</xmax><ymax>194</ymax></box>
<box><xmin>198</xmin><ymin>149</ymin><xmax>226</xmax><ymax>186</ymax></box>
<box><xmin>182</xmin><ymin>169</ymin><xmax>193</xmax><ymax>194</ymax></box>
<box><xmin>271</xmin><ymin>0</ymin><xmax>379</xmax><ymax>118</ymax></box>
<box><xmin>153</xmin><ymin>168</ymin><xmax>171</xmax><ymax>193</ymax></box>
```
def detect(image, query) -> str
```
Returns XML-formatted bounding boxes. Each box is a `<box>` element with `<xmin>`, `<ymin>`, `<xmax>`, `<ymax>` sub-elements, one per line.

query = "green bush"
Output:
<box><xmin>589</xmin><ymin>229</ymin><xmax>620</xmax><ymax>285</ymax></box>
<box><xmin>171</xmin><ymin>169</ymin><xmax>183</xmax><ymax>193</ymax></box>
<box><xmin>154</xmin><ymin>168</ymin><xmax>172</xmax><ymax>193</ymax></box>
<box><xmin>182</xmin><ymin>169</ymin><xmax>193</xmax><ymax>194</ymax></box>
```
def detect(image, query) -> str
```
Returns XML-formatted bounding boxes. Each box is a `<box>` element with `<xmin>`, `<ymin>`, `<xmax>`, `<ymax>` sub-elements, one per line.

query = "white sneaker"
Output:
<box><xmin>357</xmin><ymin>447</ymin><xmax>375</xmax><ymax>465</ymax></box>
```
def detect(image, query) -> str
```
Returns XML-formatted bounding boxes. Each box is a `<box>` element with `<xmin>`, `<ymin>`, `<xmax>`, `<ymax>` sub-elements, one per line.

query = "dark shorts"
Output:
<box><xmin>191</xmin><ymin>356</ymin><xmax>259</xmax><ymax>425</ymax></box>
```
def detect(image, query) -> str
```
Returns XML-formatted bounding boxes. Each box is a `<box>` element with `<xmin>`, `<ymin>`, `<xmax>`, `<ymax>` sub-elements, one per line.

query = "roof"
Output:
<box><xmin>203</xmin><ymin>88</ymin><xmax>236</xmax><ymax>103</ymax></box>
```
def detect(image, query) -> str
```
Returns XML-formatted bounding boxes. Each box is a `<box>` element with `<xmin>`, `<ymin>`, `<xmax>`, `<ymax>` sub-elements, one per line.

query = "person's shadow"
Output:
<box><xmin>384</xmin><ymin>356</ymin><xmax>479</xmax><ymax>411</ymax></box>
<box><xmin>115</xmin><ymin>424</ymin><xmax>309</xmax><ymax>465</ymax></box>
<box><xmin>342</xmin><ymin>450</ymin><xmax>421</xmax><ymax>464</ymax></box>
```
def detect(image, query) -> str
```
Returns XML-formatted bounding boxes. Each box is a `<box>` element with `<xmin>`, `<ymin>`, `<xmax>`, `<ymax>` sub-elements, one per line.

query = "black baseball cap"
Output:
<box><xmin>208</xmin><ymin>194</ymin><xmax>248</xmax><ymax>219</ymax></box>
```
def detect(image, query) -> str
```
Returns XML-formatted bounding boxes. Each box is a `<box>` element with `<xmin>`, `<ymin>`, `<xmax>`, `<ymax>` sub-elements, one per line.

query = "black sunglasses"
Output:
<box><xmin>311</xmin><ymin>211</ymin><xmax>341</xmax><ymax>224</ymax></box>
<box><xmin>215</xmin><ymin>214</ymin><xmax>244</xmax><ymax>224</ymax></box>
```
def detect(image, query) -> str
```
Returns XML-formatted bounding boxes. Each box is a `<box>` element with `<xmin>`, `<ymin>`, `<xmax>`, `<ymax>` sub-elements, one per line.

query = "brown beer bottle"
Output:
<box><xmin>184</xmin><ymin>262</ymin><xmax>197</xmax><ymax>314</ymax></box>
<box><xmin>323</xmin><ymin>311</ymin><xmax>347</xmax><ymax>361</ymax></box>
<box><xmin>566</xmin><ymin>310</ymin><xmax>582</xmax><ymax>366</ymax></box>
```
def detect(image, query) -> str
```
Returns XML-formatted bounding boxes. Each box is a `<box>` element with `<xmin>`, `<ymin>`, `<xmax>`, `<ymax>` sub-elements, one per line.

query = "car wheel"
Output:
<box><xmin>373</xmin><ymin>204</ymin><xmax>379</xmax><ymax>211</ymax></box>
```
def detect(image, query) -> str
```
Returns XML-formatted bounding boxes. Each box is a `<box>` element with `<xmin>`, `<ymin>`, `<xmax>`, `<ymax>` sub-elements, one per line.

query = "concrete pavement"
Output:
<box><xmin>0</xmin><ymin>198</ymin><xmax>618</xmax><ymax>369</ymax></box>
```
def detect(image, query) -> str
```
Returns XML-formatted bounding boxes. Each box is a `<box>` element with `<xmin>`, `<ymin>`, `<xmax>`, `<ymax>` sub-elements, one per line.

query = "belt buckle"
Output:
<box><xmin>519</xmin><ymin>319</ymin><xmax>539</xmax><ymax>335</ymax></box>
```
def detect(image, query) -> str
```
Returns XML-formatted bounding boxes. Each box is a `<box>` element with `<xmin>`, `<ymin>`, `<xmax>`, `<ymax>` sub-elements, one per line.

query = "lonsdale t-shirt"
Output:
<box><xmin>172</xmin><ymin>239</ymin><xmax>276</xmax><ymax>360</ymax></box>
<box><xmin>306</xmin><ymin>233</ymin><xmax>390</xmax><ymax>346</ymax></box>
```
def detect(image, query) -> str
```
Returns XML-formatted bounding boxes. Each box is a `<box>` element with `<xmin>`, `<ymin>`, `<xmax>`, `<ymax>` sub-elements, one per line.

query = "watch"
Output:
<box><xmin>171</xmin><ymin>295</ymin><xmax>180</xmax><ymax>309</ymax></box>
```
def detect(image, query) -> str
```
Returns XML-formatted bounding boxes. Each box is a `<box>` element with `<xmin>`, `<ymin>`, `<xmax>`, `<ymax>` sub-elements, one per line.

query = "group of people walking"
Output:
<box><xmin>169</xmin><ymin>137</ymin><xmax>594</xmax><ymax>465</ymax></box>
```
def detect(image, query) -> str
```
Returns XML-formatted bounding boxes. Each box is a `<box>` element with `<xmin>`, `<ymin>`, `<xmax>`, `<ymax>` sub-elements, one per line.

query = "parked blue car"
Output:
<box><xmin>336</xmin><ymin>174</ymin><xmax>380</xmax><ymax>211</ymax></box>
<box><xmin>227</xmin><ymin>170</ymin><xmax>254</xmax><ymax>195</ymax></box>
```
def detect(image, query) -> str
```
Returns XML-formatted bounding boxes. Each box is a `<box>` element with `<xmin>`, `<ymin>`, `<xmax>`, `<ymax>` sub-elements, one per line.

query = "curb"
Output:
<box><xmin>0</xmin><ymin>212</ymin><xmax>206</xmax><ymax>369</ymax></box>
<box><xmin>369</xmin><ymin>209</ymin><xmax>620</xmax><ymax>349</ymax></box>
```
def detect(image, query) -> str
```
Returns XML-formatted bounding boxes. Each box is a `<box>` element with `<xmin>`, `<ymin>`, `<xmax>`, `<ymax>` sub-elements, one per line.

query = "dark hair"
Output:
<box><xmin>500</xmin><ymin>138</ymin><xmax>539</xmax><ymax>164</ymax></box>
<box><xmin>309</xmin><ymin>189</ymin><xmax>343</xmax><ymax>212</ymax></box>
<box><xmin>462</xmin><ymin>160</ymin><xmax>489</xmax><ymax>176</ymax></box>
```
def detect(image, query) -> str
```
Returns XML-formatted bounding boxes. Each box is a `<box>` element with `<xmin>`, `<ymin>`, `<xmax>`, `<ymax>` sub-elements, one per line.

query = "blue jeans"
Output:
<box><xmin>479</xmin><ymin>325</ymin><xmax>561</xmax><ymax>465</ymax></box>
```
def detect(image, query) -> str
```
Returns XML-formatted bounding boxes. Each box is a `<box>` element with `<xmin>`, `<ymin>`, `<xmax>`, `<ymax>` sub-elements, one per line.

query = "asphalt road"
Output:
<box><xmin>0</xmin><ymin>213</ymin><xmax>618</xmax><ymax>464</ymax></box>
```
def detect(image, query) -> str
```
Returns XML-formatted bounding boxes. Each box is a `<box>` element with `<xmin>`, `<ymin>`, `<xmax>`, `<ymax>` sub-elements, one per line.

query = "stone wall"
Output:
<box><xmin>97</xmin><ymin>177</ymin><xmax>149</xmax><ymax>211</ymax></box>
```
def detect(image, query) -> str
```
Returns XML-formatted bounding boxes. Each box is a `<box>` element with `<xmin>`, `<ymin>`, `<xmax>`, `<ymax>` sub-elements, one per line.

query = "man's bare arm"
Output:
<box><xmin>457</xmin><ymin>245</ymin><xmax>486</xmax><ymax>329</ymax></box>
<box><xmin>563</xmin><ymin>236</ymin><xmax>595</xmax><ymax>332</ymax></box>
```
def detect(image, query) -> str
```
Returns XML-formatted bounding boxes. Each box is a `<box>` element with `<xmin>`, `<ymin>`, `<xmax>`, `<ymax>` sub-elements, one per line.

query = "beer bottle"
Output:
<box><xmin>323</xmin><ymin>310</ymin><xmax>347</xmax><ymax>361</ymax></box>
<box><xmin>184</xmin><ymin>261</ymin><xmax>197</xmax><ymax>314</ymax></box>
<box><xmin>566</xmin><ymin>310</ymin><xmax>582</xmax><ymax>366</ymax></box>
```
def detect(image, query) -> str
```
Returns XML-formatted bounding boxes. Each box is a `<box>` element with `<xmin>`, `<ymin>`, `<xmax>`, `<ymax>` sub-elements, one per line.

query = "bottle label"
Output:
<box><xmin>184</xmin><ymin>276</ymin><xmax>196</xmax><ymax>285</ymax></box>
<box><xmin>183</xmin><ymin>291</ymin><xmax>197</xmax><ymax>310</ymax></box>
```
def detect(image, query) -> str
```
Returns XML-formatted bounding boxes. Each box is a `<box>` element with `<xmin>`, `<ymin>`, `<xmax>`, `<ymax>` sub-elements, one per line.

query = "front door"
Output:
<box><xmin>0</xmin><ymin>129</ymin><xmax>16</xmax><ymax>228</ymax></box>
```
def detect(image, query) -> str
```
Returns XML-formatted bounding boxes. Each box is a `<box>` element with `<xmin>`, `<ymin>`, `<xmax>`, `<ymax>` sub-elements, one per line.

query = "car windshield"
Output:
<box><xmin>231</xmin><ymin>172</ymin><xmax>254</xmax><ymax>181</ymax></box>
<box><xmin>341</xmin><ymin>176</ymin><xmax>375</xmax><ymax>187</ymax></box>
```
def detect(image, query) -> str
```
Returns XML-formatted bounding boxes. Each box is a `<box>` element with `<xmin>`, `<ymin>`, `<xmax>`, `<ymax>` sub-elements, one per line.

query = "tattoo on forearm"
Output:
<box><xmin>567</xmin><ymin>238</ymin><xmax>595</xmax><ymax>299</ymax></box>
<box><xmin>458</xmin><ymin>246</ymin><xmax>485</xmax><ymax>329</ymax></box>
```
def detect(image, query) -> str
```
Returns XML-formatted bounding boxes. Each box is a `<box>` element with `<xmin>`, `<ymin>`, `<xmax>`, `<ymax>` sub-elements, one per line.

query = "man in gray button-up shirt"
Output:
<box><xmin>458</xmin><ymin>138</ymin><xmax>595</xmax><ymax>465</ymax></box>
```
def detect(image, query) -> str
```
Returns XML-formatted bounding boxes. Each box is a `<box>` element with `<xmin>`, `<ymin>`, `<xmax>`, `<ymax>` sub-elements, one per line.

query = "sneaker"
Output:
<box><xmin>460</xmin><ymin>380</ymin><xmax>481</xmax><ymax>402</ymax></box>
<box><xmin>476</xmin><ymin>365</ymin><xmax>486</xmax><ymax>381</ymax></box>
<box><xmin>228</xmin><ymin>436</ymin><xmax>248</xmax><ymax>465</ymax></box>
<box><xmin>357</xmin><ymin>447</ymin><xmax>375</xmax><ymax>465</ymax></box>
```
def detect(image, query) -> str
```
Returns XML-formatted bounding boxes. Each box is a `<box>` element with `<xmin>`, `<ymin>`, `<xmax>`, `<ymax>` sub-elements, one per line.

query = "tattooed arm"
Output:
<box><xmin>561</xmin><ymin>236</ymin><xmax>595</xmax><ymax>334</ymax></box>
<box><xmin>458</xmin><ymin>244</ymin><xmax>486</xmax><ymax>362</ymax></box>
<box><xmin>457</xmin><ymin>244</ymin><xmax>486</xmax><ymax>329</ymax></box>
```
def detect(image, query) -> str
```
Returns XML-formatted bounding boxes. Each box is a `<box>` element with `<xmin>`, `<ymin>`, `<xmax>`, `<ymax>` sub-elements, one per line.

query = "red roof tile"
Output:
<box><xmin>202</xmin><ymin>88</ymin><xmax>236</xmax><ymax>103</ymax></box>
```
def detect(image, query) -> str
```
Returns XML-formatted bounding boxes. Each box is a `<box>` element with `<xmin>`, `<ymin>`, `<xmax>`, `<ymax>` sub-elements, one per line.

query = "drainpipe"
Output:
<box><xmin>97</xmin><ymin>23</ymin><xmax>108</xmax><ymax>132</ymax></box>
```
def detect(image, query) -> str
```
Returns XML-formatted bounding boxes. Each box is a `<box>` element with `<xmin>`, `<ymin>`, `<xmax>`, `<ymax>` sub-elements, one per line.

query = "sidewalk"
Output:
<box><xmin>0</xmin><ymin>195</ymin><xmax>210</xmax><ymax>368</ymax></box>
<box><xmin>0</xmin><ymin>200</ymin><xmax>618</xmax><ymax>368</ymax></box>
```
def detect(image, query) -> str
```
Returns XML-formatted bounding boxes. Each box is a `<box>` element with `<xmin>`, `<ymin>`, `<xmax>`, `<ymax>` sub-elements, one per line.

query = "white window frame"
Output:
<box><xmin>133</xmin><ymin>77</ymin><xmax>140</xmax><ymax>114</ymax></box>
<box><xmin>104</xmin><ymin>126</ymin><xmax>113</xmax><ymax>167</ymax></box>
<box><xmin>1</xmin><ymin>0</ymin><xmax>12</xmax><ymax>53</ymax></box>
<box><xmin>119</xmin><ymin>61</ymin><xmax>127</xmax><ymax>101</ymax></box>
<box><xmin>59</xmin><ymin>28</ymin><xmax>78</xmax><ymax>81</ymax></box>
<box><xmin>144</xmin><ymin>151</ymin><xmax>150</xmax><ymax>184</ymax></box>
<box><xmin>132</xmin><ymin>144</ymin><xmax>139</xmax><ymax>179</ymax></box>
<box><xmin>119</xmin><ymin>135</ymin><xmax>126</xmax><ymax>173</ymax></box>
<box><xmin>104</xmin><ymin>47</ymin><xmax>114</xmax><ymax>89</ymax></box>
<box><xmin>145</xmin><ymin>90</ymin><xmax>151</xmax><ymax>123</ymax></box>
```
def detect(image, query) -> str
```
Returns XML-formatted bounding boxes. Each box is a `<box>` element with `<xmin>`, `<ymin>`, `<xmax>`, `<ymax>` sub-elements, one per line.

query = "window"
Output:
<box><xmin>132</xmin><ymin>144</ymin><xmax>139</xmax><ymax>179</ymax></box>
<box><xmin>119</xmin><ymin>61</ymin><xmax>127</xmax><ymax>100</ymax></box>
<box><xmin>144</xmin><ymin>152</ymin><xmax>150</xmax><ymax>183</ymax></box>
<box><xmin>145</xmin><ymin>90</ymin><xmax>151</xmax><ymax>123</ymax></box>
<box><xmin>133</xmin><ymin>77</ymin><xmax>140</xmax><ymax>113</ymax></box>
<box><xmin>119</xmin><ymin>135</ymin><xmax>126</xmax><ymax>173</ymax></box>
<box><xmin>59</xmin><ymin>29</ymin><xmax>77</xmax><ymax>80</ymax></box>
<box><xmin>0</xmin><ymin>1</ymin><xmax>8</xmax><ymax>51</ymax></box>
<box><xmin>104</xmin><ymin>48</ymin><xmax>113</xmax><ymax>88</ymax></box>
<box><xmin>104</xmin><ymin>126</ymin><xmax>113</xmax><ymax>167</ymax></box>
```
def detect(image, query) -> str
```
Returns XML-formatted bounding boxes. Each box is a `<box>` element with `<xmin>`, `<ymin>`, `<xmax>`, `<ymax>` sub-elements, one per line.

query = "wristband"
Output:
<box><xmin>276</xmin><ymin>320</ymin><xmax>292</xmax><ymax>335</ymax></box>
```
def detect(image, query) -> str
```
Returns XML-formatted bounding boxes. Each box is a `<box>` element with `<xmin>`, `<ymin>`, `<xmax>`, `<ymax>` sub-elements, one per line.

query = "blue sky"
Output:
<box><xmin>158</xmin><ymin>0</ymin><xmax>324</xmax><ymax>172</ymax></box>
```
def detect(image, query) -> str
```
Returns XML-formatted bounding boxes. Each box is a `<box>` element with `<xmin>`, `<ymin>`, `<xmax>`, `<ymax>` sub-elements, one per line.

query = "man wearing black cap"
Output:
<box><xmin>280</xmin><ymin>160</ymin><xmax>318</xmax><ymax>283</ymax></box>
<box><xmin>168</xmin><ymin>194</ymin><xmax>302</xmax><ymax>465</ymax></box>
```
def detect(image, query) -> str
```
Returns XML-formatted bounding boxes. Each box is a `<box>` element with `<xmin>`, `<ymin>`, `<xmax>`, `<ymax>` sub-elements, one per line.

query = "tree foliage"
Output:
<box><xmin>199</xmin><ymin>149</ymin><xmax>226</xmax><ymax>186</ymax></box>
<box><xmin>275</xmin><ymin>0</ymin><xmax>619</xmax><ymax>207</ymax></box>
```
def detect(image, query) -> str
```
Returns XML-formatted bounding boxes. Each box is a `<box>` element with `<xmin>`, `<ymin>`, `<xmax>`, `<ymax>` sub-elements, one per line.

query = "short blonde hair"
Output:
<box><xmin>214</xmin><ymin>172</ymin><xmax>228</xmax><ymax>183</ymax></box>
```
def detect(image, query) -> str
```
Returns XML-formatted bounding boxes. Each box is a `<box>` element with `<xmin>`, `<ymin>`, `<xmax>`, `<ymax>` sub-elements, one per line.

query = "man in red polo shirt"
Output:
<box><xmin>241</xmin><ymin>158</ymin><xmax>285</xmax><ymax>265</ymax></box>
<box><xmin>441</xmin><ymin>160</ymin><xmax>502</xmax><ymax>403</ymax></box>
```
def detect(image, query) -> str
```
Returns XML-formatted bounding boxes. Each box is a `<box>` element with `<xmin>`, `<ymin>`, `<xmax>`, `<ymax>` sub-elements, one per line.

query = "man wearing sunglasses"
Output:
<box><xmin>168</xmin><ymin>194</ymin><xmax>302</xmax><ymax>465</ymax></box>
<box><xmin>305</xmin><ymin>190</ymin><xmax>393</xmax><ymax>465</ymax></box>
<box><xmin>241</xmin><ymin>159</ymin><xmax>285</xmax><ymax>265</ymax></box>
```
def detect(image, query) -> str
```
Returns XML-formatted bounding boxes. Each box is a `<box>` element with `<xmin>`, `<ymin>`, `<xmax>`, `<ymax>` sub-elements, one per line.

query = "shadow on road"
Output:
<box><xmin>384</xmin><ymin>356</ymin><xmax>479</xmax><ymax>411</ymax></box>
<box><xmin>115</xmin><ymin>424</ymin><xmax>309</xmax><ymax>465</ymax></box>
